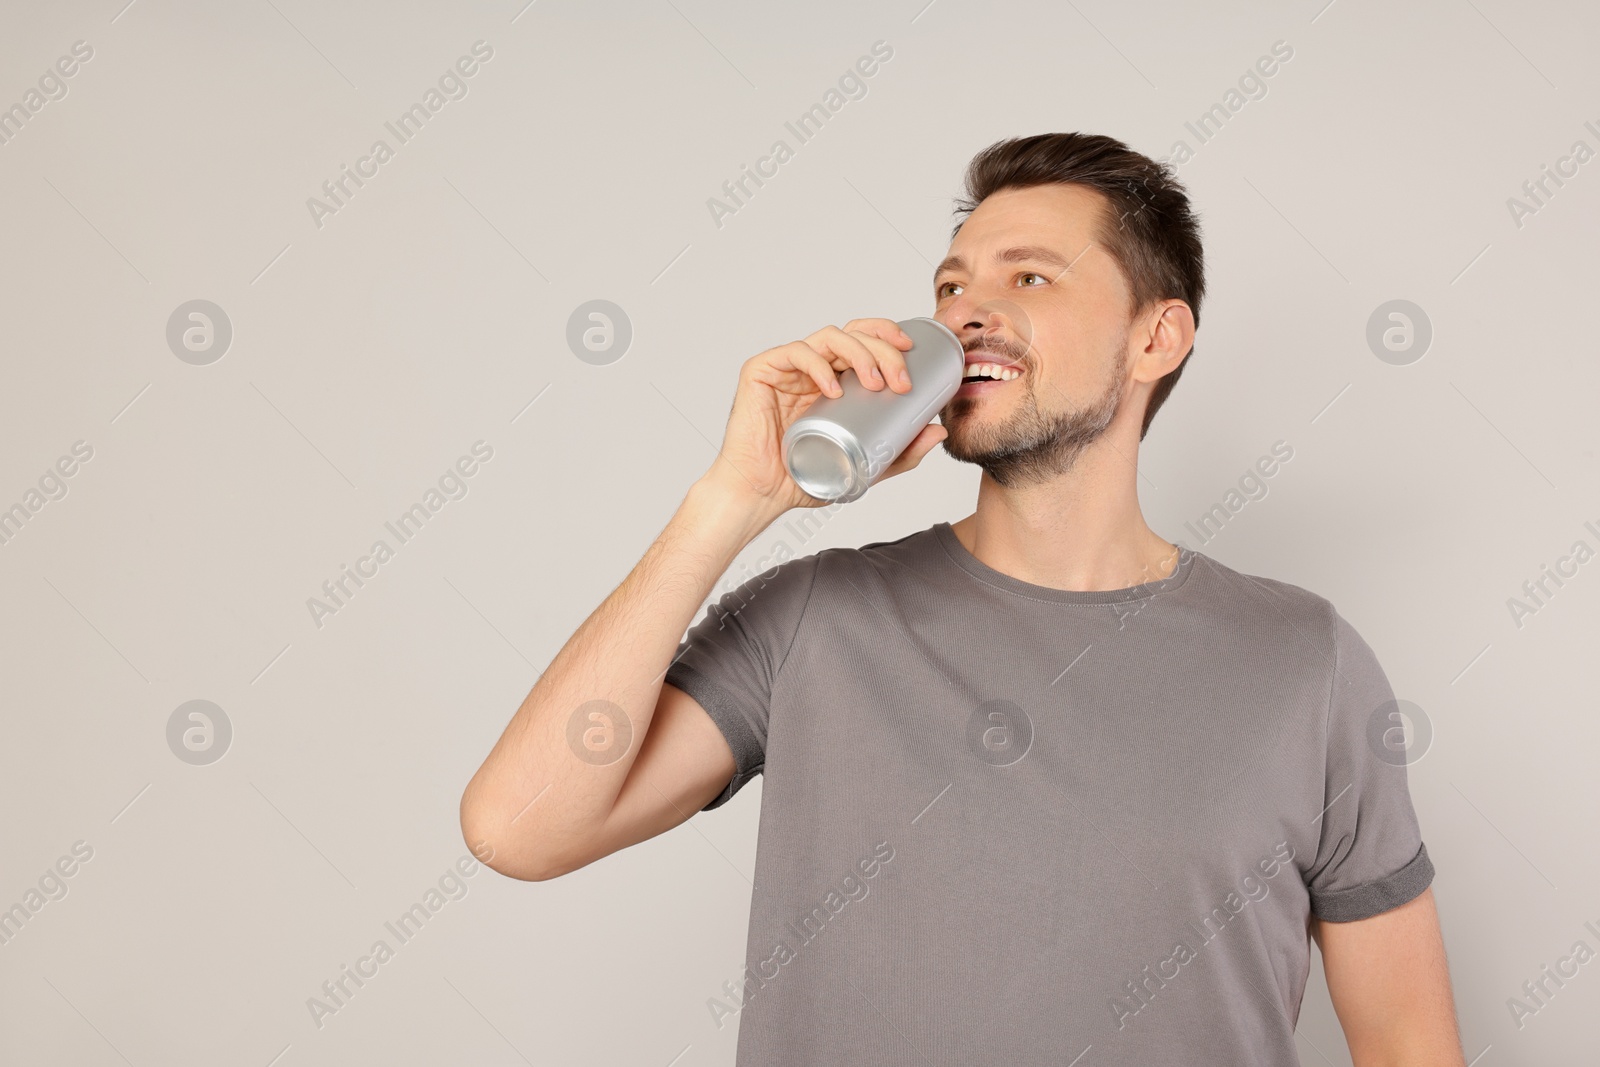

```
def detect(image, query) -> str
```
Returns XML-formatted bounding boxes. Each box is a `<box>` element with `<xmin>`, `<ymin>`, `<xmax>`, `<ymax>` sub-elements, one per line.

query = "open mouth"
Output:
<box><xmin>960</xmin><ymin>362</ymin><xmax>1023</xmax><ymax>385</ymax></box>
<box><xmin>958</xmin><ymin>360</ymin><xmax>1023</xmax><ymax>394</ymax></box>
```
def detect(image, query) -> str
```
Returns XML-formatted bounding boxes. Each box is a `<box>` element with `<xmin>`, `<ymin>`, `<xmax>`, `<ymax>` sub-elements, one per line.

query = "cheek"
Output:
<box><xmin>1036</xmin><ymin>327</ymin><xmax>1095</xmax><ymax>377</ymax></box>
<box><xmin>1042</xmin><ymin>336</ymin><xmax>1124</xmax><ymax>398</ymax></box>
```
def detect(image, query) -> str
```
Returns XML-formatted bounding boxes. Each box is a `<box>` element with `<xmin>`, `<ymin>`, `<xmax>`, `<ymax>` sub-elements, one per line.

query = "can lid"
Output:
<box><xmin>785</xmin><ymin>427</ymin><xmax>867</xmax><ymax>503</ymax></box>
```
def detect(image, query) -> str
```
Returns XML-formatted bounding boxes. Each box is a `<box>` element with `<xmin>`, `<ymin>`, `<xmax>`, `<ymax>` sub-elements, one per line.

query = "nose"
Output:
<box><xmin>936</xmin><ymin>293</ymin><xmax>990</xmax><ymax>336</ymax></box>
<box><xmin>941</xmin><ymin>300</ymin><xmax>1024</xmax><ymax>354</ymax></box>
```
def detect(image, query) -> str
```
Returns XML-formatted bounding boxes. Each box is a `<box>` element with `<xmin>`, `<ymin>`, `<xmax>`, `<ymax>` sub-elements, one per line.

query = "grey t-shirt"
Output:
<box><xmin>664</xmin><ymin>521</ymin><xmax>1433</xmax><ymax>1065</ymax></box>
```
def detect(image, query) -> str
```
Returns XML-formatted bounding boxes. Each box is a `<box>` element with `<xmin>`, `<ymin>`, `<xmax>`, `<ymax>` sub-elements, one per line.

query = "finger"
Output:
<box><xmin>758</xmin><ymin>340</ymin><xmax>847</xmax><ymax>397</ymax></box>
<box><xmin>848</xmin><ymin>329</ymin><xmax>915</xmax><ymax>393</ymax></box>
<box><xmin>802</xmin><ymin>325</ymin><xmax>891</xmax><ymax>392</ymax></box>
<box><xmin>814</xmin><ymin>326</ymin><xmax>917</xmax><ymax>394</ymax></box>
<box><xmin>841</xmin><ymin>319</ymin><xmax>916</xmax><ymax>391</ymax></box>
<box><xmin>842</xmin><ymin>318</ymin><xmax>914</xmax><ymax>351</ymax></box>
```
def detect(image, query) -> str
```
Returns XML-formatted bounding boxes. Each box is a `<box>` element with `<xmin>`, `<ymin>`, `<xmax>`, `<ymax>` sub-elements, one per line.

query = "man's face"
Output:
<box><xmin>933</xmin><ymin>183</ymin><xmax>1137</xmax><ymax>486</ymax></box>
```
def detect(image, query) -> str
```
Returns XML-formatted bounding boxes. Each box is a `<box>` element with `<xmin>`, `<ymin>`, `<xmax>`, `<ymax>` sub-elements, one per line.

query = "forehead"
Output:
<box><xmin>938</xmin><ymin>184</ymin><xmax>1109</xmax><ymax>276</ymax></box>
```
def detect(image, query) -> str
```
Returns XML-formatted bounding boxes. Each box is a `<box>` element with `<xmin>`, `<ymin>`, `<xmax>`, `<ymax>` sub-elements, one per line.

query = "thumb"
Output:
<box><xmin>913</xmin><ymin>421</ymin><xmax>950</xmax><ymax>456</ymax></box>
<box><xmin>877</xmin><ymin>422</ymin><xmax>949</xmax><ymax>482</ymax></box>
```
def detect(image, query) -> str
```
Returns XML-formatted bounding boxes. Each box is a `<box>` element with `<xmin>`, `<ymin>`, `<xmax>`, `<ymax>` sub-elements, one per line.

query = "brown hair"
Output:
<box><xmin>951</xmin><ymin>133</ymin><xmax>1206</xmax><ymax>440</ymax></box>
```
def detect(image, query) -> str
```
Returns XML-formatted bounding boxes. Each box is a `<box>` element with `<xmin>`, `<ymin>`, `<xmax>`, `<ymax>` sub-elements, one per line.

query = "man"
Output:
<box><xmin>460</xmin><ymin>132</ymin><xmax>1466</xmax><ymax>1064</ymax></box>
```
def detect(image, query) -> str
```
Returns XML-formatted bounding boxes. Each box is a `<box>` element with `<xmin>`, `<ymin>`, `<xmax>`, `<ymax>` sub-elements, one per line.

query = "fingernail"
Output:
<box><xmin>899</xmin><ymin>369</ymin><xmax>911</xmax><ymax>386</ymax></box>
<box><xmin>870</xmin><ymin>367</ymin><xmax>883</xmax><ymax>382</ymax></box>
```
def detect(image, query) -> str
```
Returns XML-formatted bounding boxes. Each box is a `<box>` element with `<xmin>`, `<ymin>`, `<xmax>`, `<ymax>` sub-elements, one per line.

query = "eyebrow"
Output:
<box><xmin>933</xmin><ymin>244</ymin><xmax>1077</xmax><ymax>284</ymax></box>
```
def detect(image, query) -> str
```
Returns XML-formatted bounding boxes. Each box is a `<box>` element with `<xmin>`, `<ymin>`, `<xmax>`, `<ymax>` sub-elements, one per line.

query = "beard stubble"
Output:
<box><xmin>939</xmin><ymin>331</ymin><xmax>1128</xmax><ymax>488</ymax></box>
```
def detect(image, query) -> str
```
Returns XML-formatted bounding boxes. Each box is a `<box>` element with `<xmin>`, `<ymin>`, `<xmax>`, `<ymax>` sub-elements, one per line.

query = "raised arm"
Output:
<box><xmin>459</xmin><ymin>319</ymin><xmax>942</xmax><ymax>881</ymax></box>
<box><xmin>459</xmin><ymin>478</ymin><xmax>778</xmax><ymax>880</ymax></box>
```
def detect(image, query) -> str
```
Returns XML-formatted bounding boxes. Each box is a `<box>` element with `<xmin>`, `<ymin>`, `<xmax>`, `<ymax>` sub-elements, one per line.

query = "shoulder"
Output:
<box><xmin>733</xmin><ymin>525</ymin><xmax>945</xmax><ymax>617</ymax></box>
<box><xmin>805</xmin><ymin>524</ymin><xmax>944</xmax><ymax>584</ymax></box>
<box><xmin>714</xmin><ymin>524</ymin><xmax>935</xmax><ymax>607</ymax></box>
<box><xmin>772</xmin><ymin>523</ymin><xmax>941</xmax><ymax>574</ymax></box>
<box><xmin>1186</xmin><ymin>549</ymin><xmax>1342</xmax><ymax>651</ymax></box>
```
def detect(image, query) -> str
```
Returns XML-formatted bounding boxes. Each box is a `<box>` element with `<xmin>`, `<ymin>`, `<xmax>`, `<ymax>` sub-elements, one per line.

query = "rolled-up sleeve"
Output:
<box><xmin>1305</xmin><ymin>608</ymin><xmax>1435</xmax><ymax>921</ymax></box>
<box><xmin>663</xmin><ymin>553</ymin><xmax>820</xmax><ymax>810</ymax></box>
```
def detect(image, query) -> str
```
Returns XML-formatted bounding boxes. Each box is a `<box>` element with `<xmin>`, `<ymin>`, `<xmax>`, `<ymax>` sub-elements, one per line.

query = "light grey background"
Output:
<box><xmin>1</xmin><ymin>0</ymin><xmax>1595</xmax><ymax>1063</ymax></box>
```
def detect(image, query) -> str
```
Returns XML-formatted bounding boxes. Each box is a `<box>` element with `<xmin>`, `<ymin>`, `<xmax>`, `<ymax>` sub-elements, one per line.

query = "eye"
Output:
<box><xmin>936</xmin><ymin>280</ymin><xmax>963</xmax><ymax>299</ymax></box>
<box><xmin>1017</xmin><ymin>271</ymin><xmax>1048</xmax><ymax>287</ymax></box>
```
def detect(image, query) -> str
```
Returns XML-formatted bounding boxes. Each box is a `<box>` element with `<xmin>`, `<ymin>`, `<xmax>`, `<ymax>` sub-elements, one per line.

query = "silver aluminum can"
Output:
<box><xmin>781</xmin><ymin>317</ymin><xmax>964</xmax><ymax>504</ymax></box>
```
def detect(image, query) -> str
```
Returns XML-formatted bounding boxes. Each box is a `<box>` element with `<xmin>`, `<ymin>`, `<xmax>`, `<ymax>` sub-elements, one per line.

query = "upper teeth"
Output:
<box><xmin>965</xmin><ymin>363</ymin><xmax>1020</xmax><ymax>381</ymax></box>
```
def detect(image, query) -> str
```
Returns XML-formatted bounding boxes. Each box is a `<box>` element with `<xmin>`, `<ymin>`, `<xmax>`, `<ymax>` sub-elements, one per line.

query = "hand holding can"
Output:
<box><xmin>781</xmin><ymin>317</ymin><xmax>964</xmax><ymax>504</ymax></box>
<box><xmin>699</xmin><ymin>318</ymin><xmax>952</xmax><ymax>512</ymax></box>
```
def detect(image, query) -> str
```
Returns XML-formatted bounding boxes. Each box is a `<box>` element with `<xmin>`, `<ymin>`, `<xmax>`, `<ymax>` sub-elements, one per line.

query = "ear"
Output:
<box><xmin>1129</xmin><ymin>300</ymin><xmax>1195</xmax><ymax>384</ymax></box>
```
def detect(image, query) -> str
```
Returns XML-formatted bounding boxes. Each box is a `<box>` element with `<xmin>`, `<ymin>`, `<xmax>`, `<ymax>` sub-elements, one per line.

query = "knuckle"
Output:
<box><xmin>869</xmin><ymin>338</ymin><xmax>905</xmax><ymax>366</ymax></box>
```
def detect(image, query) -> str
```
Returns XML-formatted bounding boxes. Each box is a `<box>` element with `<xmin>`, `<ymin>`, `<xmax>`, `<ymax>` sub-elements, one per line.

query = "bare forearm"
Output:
<box><xmin>1351</xmin><ymin>1041</ymin><xmax>1465</xmax><ymax>1067</ymax></box>
<box><xmin>460</xmin><ymin>475</ymin><xmax>782</xmax><ymax>878</ymax></box>
<box><xmin>1345</xmin><ymin>996</ymin><xmax>1465</xmax><ymax>1067</ymax></box>
<box><xmin>1317</xmin><ymin>891</ymin><xmax>1467</xmax><ymax>1067</ymax></box>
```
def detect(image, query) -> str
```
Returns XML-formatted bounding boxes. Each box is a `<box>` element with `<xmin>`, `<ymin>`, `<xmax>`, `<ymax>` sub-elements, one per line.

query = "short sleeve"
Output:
<box><xmin>1304</xmin><ymin>608</ymin><xmax>1435</xmax><ymax>922</ymax></box>
<box><xmin>663</xmin><ymin>553</ymin><xmax>821</xmax><ymax>811</ymax></box>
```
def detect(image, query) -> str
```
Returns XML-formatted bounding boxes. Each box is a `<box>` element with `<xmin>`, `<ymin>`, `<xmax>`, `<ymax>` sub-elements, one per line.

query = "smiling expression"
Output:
<box><xmin>931</xmin><ymin>183</ymin><xmax>1140</xmax><ymax>486</ymax></box>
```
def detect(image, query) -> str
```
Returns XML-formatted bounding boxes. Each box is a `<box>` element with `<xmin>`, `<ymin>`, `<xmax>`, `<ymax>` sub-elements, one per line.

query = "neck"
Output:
<box><xmin>949</xmin><ymin>431</ymin><xmax>1179</xmax><ymax>593</ymax></box>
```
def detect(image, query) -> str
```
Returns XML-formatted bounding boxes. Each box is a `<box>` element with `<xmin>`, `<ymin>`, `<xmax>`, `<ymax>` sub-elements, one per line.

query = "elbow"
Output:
<box><xmin>459</xmin><ymin>790</ymin><xmax>561</xmax><ymax>883</ymax></box>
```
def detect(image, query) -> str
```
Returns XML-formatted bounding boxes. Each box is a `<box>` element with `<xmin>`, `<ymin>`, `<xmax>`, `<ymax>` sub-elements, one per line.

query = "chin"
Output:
<box><xmin>939</xmin><ymin>424</ymin><xmax>1007</xmax><ymax>465</ymax></box>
